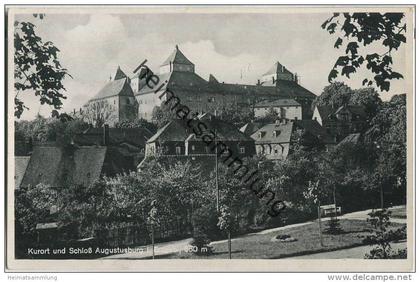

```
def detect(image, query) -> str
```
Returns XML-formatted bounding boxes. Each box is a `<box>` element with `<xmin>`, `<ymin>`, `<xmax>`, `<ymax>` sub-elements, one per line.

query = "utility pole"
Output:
<box><xmin>215</xmin><ymin>129</ymin><xmax>219</xmax><ymax>213</ymax></box>
<box><xmin>317</xmin><ymin>201</ymin><xmax>324</xmax><ymax>247</ymax></box>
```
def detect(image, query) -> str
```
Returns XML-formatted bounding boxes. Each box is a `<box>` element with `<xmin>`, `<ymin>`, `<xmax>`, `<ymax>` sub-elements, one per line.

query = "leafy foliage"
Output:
<box><xmin>15</xmin><ymin>115</ymin><xmax>89</xmax><ymax>145</ymax></box>
<box><xmin>115</xmin><ymin>118</ymin><xmax>157</xmax><ymax>133</ymax></box>
<box><xmin>364</xmin><ymin>209</ymin><xmax>407</xmax><ymax>259</ymax></box>
<box><xmin>322</xmin><ymin>13</ymin><xmax>406</xmax><ymax>91</ymax></box>
<box><xmin>83</xmin><ymin>100</ymin><xmax>114</xmax><ymax>127</ymax></box>
<box><xmin>14</xmin><ymin>16</ymin><xmax>71</xmax><ymax>119</ymax></box>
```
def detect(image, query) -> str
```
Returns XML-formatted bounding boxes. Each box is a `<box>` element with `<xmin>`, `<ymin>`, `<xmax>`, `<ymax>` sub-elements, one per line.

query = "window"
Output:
<box><xmin>240</xmin><ymin>147</ymin><xmax>245</xmax><ymax>154</ymax></box>
<box><xmin>127</xmin><ymin>98</ymin><xmax>130</xmax><ymax>105</ymax></box>
<box><xmin>191</xmin><ymin>145</ymin><xmax>196</xmax><ymax>151</ymax></box>
<box><xmin>176</xmin><ymin>146</ymin><xmax>182</xmax><ymax>155</ymax></box>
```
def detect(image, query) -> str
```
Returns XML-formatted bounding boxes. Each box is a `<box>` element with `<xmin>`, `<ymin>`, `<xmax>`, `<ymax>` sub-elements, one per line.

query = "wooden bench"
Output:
<box><xmin>320</xmin><ymin>204</ymin><xmax>341</xmax><ymax>217</ymax></box>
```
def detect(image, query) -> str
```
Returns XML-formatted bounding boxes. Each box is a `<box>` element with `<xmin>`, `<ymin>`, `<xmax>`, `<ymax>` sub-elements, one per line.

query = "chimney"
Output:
<box><xmin>275</xmin><ymin>119</ymin><xmax>280</xmax><ymax>125</ymax></box>
<box><xmin>257</xmin><ymin>79</ymin><xmax>261</xmax><ymax>85</ymax></box>
<box><xmin>103</xmin><ymin>124</ymin><xmax>109</xmax><ymax>146</ymax></box>
<box><xmin>272</xmin><ymin>76</ymin><xmax>275</xmax><ymax>84</ymax></box>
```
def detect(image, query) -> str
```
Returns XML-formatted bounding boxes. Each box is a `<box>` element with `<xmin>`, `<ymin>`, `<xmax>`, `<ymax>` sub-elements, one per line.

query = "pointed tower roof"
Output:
<box><xmin>161</xmin><ymin>45</ymin><xmax>194</xmax><ymax>66</ymax></box>
<box><xmin>209</xmin><ymin>74</ymin><xmax>219</xmax><ymax>83</ymax></box>
<box><xmin>114</xmin><ymin>66</ymin><xmax>128</xmax><ymax>80</ymax></box>
<box><xmin>263</xmin><ymin>61</ymin><xmax>286</xmax><ymax>76</ymax></box>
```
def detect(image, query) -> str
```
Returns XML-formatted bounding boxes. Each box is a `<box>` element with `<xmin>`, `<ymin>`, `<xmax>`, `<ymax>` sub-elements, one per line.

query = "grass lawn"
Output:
<box><xmin>165</xmin><ymin>219</ymin><xmax>405</xmax><ymax>259</ymax></box>
<box><xmin>390</xmin><ymin>206</ymin><xmax>407</xmax><ymax>219</ymax></box>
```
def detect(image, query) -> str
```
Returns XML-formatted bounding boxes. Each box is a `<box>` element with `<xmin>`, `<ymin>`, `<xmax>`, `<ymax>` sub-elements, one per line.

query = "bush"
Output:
<box><xmin>324</xmin><ymin>217</ymin><xmax>343</xmax><ymax>235</ymax></box>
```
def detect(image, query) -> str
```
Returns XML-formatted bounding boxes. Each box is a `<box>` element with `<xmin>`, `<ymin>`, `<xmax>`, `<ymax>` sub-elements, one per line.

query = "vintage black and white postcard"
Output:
<box><xmin>5</xmin><ymin>5</ymin><xmax>415</xmax><ymax>272</ymax></box>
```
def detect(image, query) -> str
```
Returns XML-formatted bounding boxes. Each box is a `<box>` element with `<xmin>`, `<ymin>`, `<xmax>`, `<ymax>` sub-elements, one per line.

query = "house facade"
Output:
<box><xmin>253</xmin><ymin>98</ymin><xmax>302</xmax><ymax>120</ymax></box>
<box><xmin>251</xmin><ymin>120</ymin><xmax>294</xmax><ymax>160</ymax></box>
<box><xmin>145</xmin><ymin>114</ymin><xmax>255</xmax><ymax>159</ymax></box>
<box><xmin>312</xmin><ymin>104</ymin><xmax>367</xmax><ymax>142</ymax></box>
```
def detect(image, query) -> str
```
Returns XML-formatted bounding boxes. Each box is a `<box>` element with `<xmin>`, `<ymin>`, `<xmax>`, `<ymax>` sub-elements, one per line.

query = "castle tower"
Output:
<box><xmin>260</xmin><ymin>62</ymin><xmax>297</xmax><ymax>86</ymax></box>
<box><xmin>160</xmin><ymin>45</ymin><xmax>195</xmax><ymax>74</ymax></box>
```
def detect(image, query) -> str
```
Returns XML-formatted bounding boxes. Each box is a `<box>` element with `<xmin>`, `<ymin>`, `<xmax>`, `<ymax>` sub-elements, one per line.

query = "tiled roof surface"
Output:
<box><xmin>15</xmin><ymin>156</ymin><xmax>30</xmax><ymax>189</ymax></box>
<box><xmin>251</xmin><ymin>122</ymin><xmax>294</xmax><ymax>144</ymax></box>
<box><xmin>254</xmin><ymin>98</ymin><xmax>301</xmax><ymax>108</ymax></box>
<box><xmin>161</xmin><ymin>46</ymin><xmax>195</xmax><ymax>66</ymax></box>
<box><xmin>89</xmin><ymin>78</ymin><xmax>133</xmax><ymax>101</ymax></box>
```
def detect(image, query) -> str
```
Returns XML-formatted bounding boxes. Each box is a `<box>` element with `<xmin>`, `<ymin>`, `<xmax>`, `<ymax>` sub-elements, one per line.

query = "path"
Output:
<box><xmin>102</xmin><ymin>206</ymin><xmax>406</xmax><ymax>259</ymax></box>
<box><xmin>291</xmin><ymin>242</ymin><xmax>407</xmax><ymax>259</ymax></box>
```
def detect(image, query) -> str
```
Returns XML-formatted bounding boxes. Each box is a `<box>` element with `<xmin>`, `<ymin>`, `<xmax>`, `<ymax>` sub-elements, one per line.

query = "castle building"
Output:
<box><xmin>82</xmin><ymin>67</ymin><xmax>139</xmax><ymax>127</ymax></box>
<box><xmin>131</xmin><ymin>46</ymin><xmax>317</xmax><ymax>120</ymax></box>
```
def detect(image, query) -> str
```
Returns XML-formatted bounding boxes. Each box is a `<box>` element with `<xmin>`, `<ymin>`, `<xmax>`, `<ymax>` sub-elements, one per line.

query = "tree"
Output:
<box><xmin>83</xmin><ymin>100</ymin><xmax>114</xmax><ymax>127</ymax></box>
<box><xmin>218</xmin><ymin>102</ymin><xmax>254</xmax><ymax>126</ymax></box>
<box><xmin>322</xmin><ymin>13</ymin><xmax>406</xmax><ymax>91</ymax></box>
<box><xmin>15</xmin><ymin>115</ymin><xmax>89</xmax><ymax>144</ymax></box>
<box><xmin>217</xmin><ymin>205</ymin><xmax>234</xmax><ymax>259</ymax></box>
<box><xmin>313</xmin><ymin>82</ymin><xmax>354</xmax><ymax>109</ymax></box>
<box><xmin>115</xmin><ymin>118</ymin><xmax>157</xmax><ymax>133</ymax></box>
<box><xmin>351</xmin><ymin>87</ymin><xmax>383</xmax><ymax>120</ymax></box>
<box><xmin>14</xmin><ymin>14</ymin><xmax>71</xmax><ymax>119</ymax></box>
<box><xmin>366</xmin><ymin>94</ymin><xmax>406</xmax><ymax>207</ymax></box>
<box><xmin>364</xmin><ymin>209</ymin><xmax>407</xmax><ymax>259</ymax></box>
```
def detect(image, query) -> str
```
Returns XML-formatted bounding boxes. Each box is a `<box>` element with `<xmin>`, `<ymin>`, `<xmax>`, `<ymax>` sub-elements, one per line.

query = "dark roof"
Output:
<box><xmin>262</xmin><ymin>62</ymin><xmax>293</xmax><ymax>76</ymax></box>
<box><xmin>335</xmin><ymin>105</ymin><xmax>367</xmax><ymax>118</ymax></box>
<box><xmin>161</xmin><ymin>45</ymin><xmax>194</xmax><ymax>66</ymax></box>
<box><xmin>20</xmin><ymin>145</ymin><xmax>129</xmax><ymax>188</ymax></box>
<box><xmin>148</xmin><ymin>114</ymin><xmax>253</xmax><ymax>144</ymax></box>
<box><xmin>21</xmin><ymin>146</ymin><xmax>64</xmax><ymax>188</ymax></box>
<box><xmin>114</xmin><ymin>66</ymin><xmax>128</xmax><ymax>80</ymax></box>
<box><xmin>294</xmin><ymin>120</ymin><xmax>335</xmax><ymax>144</ymax></box>
<box><xmin>74</xmin><ymin>127</ymin><xmax>153</xmax><ymax>148</ymax></box>
<box><xmin>315</xmin><ymin>105</ymin><xmax>335</xmax><ymax>121</ymax></box>
<box><xmin>254</xmin><ymin>98</ymin><xmax>301</xmax><ymax>108</ymax></box>
<box><xmin>70</xmin><ymin>147</ymin><xmax>107</xmax><ymax>187</ymax></box>
<box><xmin>338</xmin><ymin>133</ymin><xmax>362</xmax><ymax>146</ymax></box>
<box><xmin>147</xmin><ymin>119</ymin><xmax>190</xmax><ymax>143</ymax></box>
<box><xmin>250</xmin><ymin>121</ymin><xmax>294</xmax><ymax>144</ymax></box>
<box><xmin>89</xmin><ymin>78</ymin><xmax>134</xmax><ymax>101</ymax></box>
<box><xmin>135</xmin><ymin>71</ymin><xmax>207</xmax><ymax>96</ymax></box>
<box><xmin>240</xmin><ymin>122</ymin><xmax>263</xmax><ymax>136</ymax></box>
<box><xmin>15</xmin><ymin>156</ymin><xmax>30</xmax><ymax>189</ymax></box>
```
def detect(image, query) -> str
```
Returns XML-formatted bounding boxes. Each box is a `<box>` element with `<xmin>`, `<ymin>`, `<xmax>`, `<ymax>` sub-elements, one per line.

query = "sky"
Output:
<box><xmin>14</xmin><ymin>10</ymin><xmax>409</xmax><ymax>120</ymax></box>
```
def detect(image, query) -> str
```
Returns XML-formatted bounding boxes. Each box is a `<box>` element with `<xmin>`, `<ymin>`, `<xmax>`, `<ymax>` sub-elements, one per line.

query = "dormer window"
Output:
<box><xmin>258</xmin><ymin>131</ymin><xmax>265</xmax><ymax>139</ymax></box>
<box><xmin>273</xmin><ymin>130</ymin><xmax>280</xmax><ymax>137</ymax></box>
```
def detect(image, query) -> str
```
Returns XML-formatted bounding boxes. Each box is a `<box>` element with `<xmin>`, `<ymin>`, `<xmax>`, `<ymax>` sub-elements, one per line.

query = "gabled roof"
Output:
<box><xmin>335</xmin><ymin>105</ymin><xmax>367</xmax><ymax>119</ymax></box>
<box><xmin>20</xmin><ymin>146</ymin><xmax>64</xmax><ymax>188</ymax></box>
<box><xmin>250</xmin><ymin>121</ymin><xmax>294</xmax><ymax>144</ymax></box>
<box><xmin>254</xmin><ymin>98</ymin><xmax>301</xmax><ymax>108</ymax></box>
<box><xmin>74</xmin><ymin>127</ymin><xmax>154</xmax><ymax>148</ymax></box>
<box><xmin>240</xmin><ymin>122</ymin><xmax>263</xmax><ymax>136</ymax></box>
<box><xmin>89</xmin><ymin>78</ymin><xmax>134</xmax><ymax>101</ymax></box>
<box><xmin>315</xmin><ymin>105</ymin><xmax>335</xmax><ymax>121</ymax></box>
<box><xmin>294</xmin><ymin>120</ymin><xmax>335</xmax><ymax>144</ymax></box>
<box><xmin>135</xmin><ymin>71</ymin><xmax>207</xmax><ymax>96</ymax></box>
<box><xmin>15</xmin><ymin>156</ymin><xmax>30</xmax><ymax>189</ymax></box>
<box><xmin>262</xmin><ymin>62</ymin><xmax>293</xmax><ymax>76</ymax></box>
<box><xmin>114</xmin><ymin>66</ymin><xmax>128</xmax><ymax>80</ymax></box>
<box><xmin>161</xmin><ymin>45</ymin><xmax>194</xmax><ymax>66</ymax></box>
<box><xmin>147</xmin><ymin>114</ymin><xmax>253</xmax><ymax>144</ymax></box>
<box><xmin>19</xmin><ymin>145</ymin><xmax>126</xmax><ymax>188</ymax></box>
<box><xmin>338</xmin><ymin>133</ymin><xmax>362</xmax><ymax>146</ymax></box>
<box><xmin>147</xmin><ymin>119</ymin><xmax>190</xmax><ymax>143</ymax></box>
